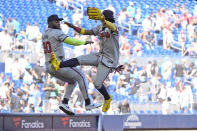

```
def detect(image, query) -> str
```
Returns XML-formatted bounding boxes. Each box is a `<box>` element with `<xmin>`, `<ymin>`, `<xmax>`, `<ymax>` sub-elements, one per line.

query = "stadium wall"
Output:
<box><xmin>0</xmin><ymin>113</ymin><xmax>197</xmax><ymax>131</ymax></box>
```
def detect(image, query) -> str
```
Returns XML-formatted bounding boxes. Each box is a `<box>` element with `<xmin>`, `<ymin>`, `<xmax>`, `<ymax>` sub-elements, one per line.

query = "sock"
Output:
<box><xmin>98</xmin><ymin>85</ymin><xmax>110</xmax><ymax>100</ymax></box>
<box><xmin>85</xmin><ymin>98</ymin><xmax>90</xmax><ymax>106</ymax></box>
<box><xmin>62</xmin><ymin>98</ymin><xmax>69</xmax><ymax>104</ymax></box>
<box><xmin>60</xmin><ymin>58</ymin><xmax>79</xmax><ymax>68</ymax></box>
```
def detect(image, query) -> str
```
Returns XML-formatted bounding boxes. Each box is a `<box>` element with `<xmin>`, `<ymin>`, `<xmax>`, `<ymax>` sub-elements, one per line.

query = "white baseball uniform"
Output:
<box><xmin>42</xmin><ymin>28</ymin><xmax>89</xmax><ymax>100</ymax></box>
<box><xmin>77</xmin><ymin>24</ymin><xmax>119</xmax><ymax>89</ymax></box>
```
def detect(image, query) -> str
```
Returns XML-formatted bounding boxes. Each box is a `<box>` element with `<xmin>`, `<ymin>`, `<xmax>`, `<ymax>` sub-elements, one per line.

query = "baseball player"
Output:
<box><xmin>42</xmin><ymin>14</ymin><xmax>102</xmax><ymax>115</ymax></box>
<box><xmin>50</xmin><ymin>9</ymin><xmax>123</xmax><ymax>112</ymax></box>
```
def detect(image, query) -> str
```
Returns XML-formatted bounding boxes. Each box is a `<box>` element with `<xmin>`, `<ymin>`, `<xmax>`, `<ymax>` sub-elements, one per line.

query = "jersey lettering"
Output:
<box><xmin>43</xmin><ymin>41</ymin><xmax>52</xmax><ymax>54</ymax></box>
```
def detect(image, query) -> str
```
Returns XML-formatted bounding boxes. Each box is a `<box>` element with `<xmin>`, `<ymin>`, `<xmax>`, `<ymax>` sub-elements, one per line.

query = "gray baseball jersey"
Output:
<box><xmin>42</xmin><ymin>28</ymin><xmax>89</xmax><ymax>100</ymax></box>
<box><xmin>77</xmin><ymin>23</ymin><xmax>119</xmax><ymax>89</ymax></box>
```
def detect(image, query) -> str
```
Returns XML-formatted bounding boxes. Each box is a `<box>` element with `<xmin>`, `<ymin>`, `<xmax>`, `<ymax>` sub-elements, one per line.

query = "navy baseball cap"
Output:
<box><xmin>102</xmin><ymin>10</ymin><xmax>115</xmax><ymax>23</ymax></box>
<box><xmin>47</xmin><ymin>14</ymin><xmax>63</xmax><ymax>23</ymax></box>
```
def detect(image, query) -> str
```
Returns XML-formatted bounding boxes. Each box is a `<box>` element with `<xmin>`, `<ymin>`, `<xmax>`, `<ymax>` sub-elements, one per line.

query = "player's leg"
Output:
<box><xmin>70</xmin><ymin>67</ymin><xmax>102</xmax><ymax>110</ymax></box>
<box><xmin>50</xmin><ymin>52</ymin><xmax>98</xmax><ymax>70</ymax></box>
<box><xmin>93</xmin><ymin>62</ymin><xmax>112</xmax><ymax>112</ymax></box>
<box><xmin>50</xmin><ymin>66</ymin><xmax>101</xmax><ymax>110</ymax></box>
<box><xmin>49</xmin><ymin>69</ymin><xmax>76</xmax><ymax>115</ymax></box>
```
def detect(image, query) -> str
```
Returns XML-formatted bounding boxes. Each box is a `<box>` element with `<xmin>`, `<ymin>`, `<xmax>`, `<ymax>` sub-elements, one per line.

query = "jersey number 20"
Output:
<box><xmin>43</xmin><ymin>41</ymin><xmax>52</xmax><ymax>54</ymax></box>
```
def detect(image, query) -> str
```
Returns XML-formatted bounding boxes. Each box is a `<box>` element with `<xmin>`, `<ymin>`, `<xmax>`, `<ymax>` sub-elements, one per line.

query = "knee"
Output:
<box><xmin>93</xmin><ymin>80</ymin><xmax>102</xmax><ymax>89</ymax></box>
<box><xmin>68</xmin><ymin>81</ymin><xmax>77</xmax><ymax>87</ymax></box>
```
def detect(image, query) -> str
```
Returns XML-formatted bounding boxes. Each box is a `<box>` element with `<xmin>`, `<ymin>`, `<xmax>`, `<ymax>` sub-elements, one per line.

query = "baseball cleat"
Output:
<box><xmin>50</xmin><ymin>52</ymin><xmax>60</xmax><ymax>71</ymax></box>
<box><xmin>85</xmin><ymin>103</ymin><xmax>102</xmax><ymax>110</ymax></box>
<box><xmin>59</xmin><ymin>103</ymin><xmax>75</xmax><ymax>116</ymax></box>
<box><xmin>102</xmin><ymin>95</ymin><xmax>112</xmax><ymax>112</ymax></box>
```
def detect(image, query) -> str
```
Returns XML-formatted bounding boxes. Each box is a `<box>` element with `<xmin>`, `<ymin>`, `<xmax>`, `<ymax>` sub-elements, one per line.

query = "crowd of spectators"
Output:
<box><xmin>0</xmin><ymin>0</ymin><xmax>197</xmax><ymax>114</ymax></box>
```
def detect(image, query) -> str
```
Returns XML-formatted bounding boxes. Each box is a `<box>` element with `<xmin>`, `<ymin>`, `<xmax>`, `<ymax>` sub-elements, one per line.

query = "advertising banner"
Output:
<box><xmin>53</xmin><ymin>115</ymin><xmax>98</xmax><ymax>131</ymax></box>
<box><xmin>102</xmin><ymin>115</ymin><xmax>124</xmax><ymax>131</ymax></box>
<box><xmin>123</xmin><ymin>115</ymin><xmax>197</xmax><ymax>129</ymax></box>
<box><xmin>4</xmin><ymin>115</ymin><xmax>52</xmax><ymax>131</ymax></box>
<box><xmin>0</xmin><ymin>116</ymin><xmax>3</xmax><ymax>130</ymax></box>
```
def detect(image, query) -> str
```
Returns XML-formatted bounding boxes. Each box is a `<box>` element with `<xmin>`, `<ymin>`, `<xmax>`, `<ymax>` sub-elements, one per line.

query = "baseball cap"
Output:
<box><xmin>102</xmin><ymin>10</ymin><xmax>115</xmax><ymax>23</ymax></box>
<box><xmin>47</xmin><ymin>14</ymin><xmax>63</xmax><ymax>23</ymax></box>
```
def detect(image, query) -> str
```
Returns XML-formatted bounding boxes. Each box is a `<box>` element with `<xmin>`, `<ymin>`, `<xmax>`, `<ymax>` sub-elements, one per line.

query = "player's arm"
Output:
<box><xmin>101</xmin><ymin>19</ymin><xmax>117</xmax><ymax>32</ymax></box>
<box><xmin>63</xmin><ymin>36</ymin><xmax>93</xmax><ymax>46</ymax></box>
<box><xmin>87</xmin><ymin>7</ymin><xmax>117</xmax><ymax>32</ymax></box>
<box><xmin>64</xmin><ymin>22</ymin><xmax>95</xmax><ymax>35</ymax></box>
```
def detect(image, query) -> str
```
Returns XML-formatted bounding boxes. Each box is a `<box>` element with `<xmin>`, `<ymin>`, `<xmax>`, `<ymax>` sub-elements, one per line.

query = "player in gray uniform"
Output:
<box><xmin>50</xmin><ymin>9</ymin><xmax>123</xmax><ymax>112</ymax></box>
<box><xmin>42</xmin><ymin>14</ymin><xmax>101</xmax><ymax>115</ymax></box>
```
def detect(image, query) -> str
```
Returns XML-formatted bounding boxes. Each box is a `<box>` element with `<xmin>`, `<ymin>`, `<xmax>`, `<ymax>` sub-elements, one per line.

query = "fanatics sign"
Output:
<box><xmin>4</xmin><ymin>115</ymin><xmax>52</xmax><ymax>130</ymax></box>
<box><xmin>53</xmin><ymin>115</ymin><xmax>98</xmax><ymax>131</ymax></box>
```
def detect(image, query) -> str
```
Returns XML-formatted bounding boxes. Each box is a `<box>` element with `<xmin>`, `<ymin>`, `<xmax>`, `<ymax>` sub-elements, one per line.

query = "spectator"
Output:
<box><xmin>119</xmin><ymin>32</ymin><xmax>128</xmax><ymax>46</ymax></box>
<box><xmin>26</xmin><ymin>23</ymin><xmax>41</xmax><ymax>42</ymax></box>
<box><xmin>141</xmin><ymin>31</ymin><xmax>156</xmax><ymax>50</ymax></box>
<box><xmin>11</xmin><ymin>58</ymin><xmax>21</xmax><ymax>81</ymax></box>
<box><xmin>174</xmin><ymin>59</ymin><xmax>186</xmax><ymax>79</ymax></box>
<box><xmin>0</xmin><ymin>73</ymin><xmax>4</xmax><ymax>85</ymax></box>
<box><xmin>12</xmin><ymin>18</ymin><xmax>20</xmax><ymax>35</ymax></box>
<box><xmin>162</xmin><ymin>97</ymin><xmax>171</xmax><ymax>114</ymax></box>
<box><xmin>187</xmin><ymin>21</ymin><xmax>195</xmax><ymax>42</ymax></box>
<box><xmin>0</xmin><ymin>30</ymin><xmax>13</xmax><ymax>51</ymax></box>
<box><xmin>135</xmin><ymin>8</ymin><xmax>142</xmax><ymax>24</ymax></box>
<box><xmin>10</xmin><ymin>91</ymin><xmax>24</xmax><ymax>112</ymax></box>
<box><xmin>118</xmin><ymin>8</ymin><xmax>127</xmax><ymax>24</ymax></box>
<box><xmin>5</xmin><ymin>18</ymin><xmax>14</xmax><ymax>36</ymax></box>
<box><xmin>22</xmin><ymin>83</ymin><xmax>42</xmax><ymax>113</ymax></box>
<box><xmin>71</xmin><ymin>87</ymin><xmax>84</xmax><ymax>109</ymax></box>
<box><xmin>161</xmin><ymin>57</ymin><xmax>173</xmax><ymax>80</ymax></box>
<box><xmin>146</xmin><ymin>61</ymin><xmax>152</xmax><ymax>78</ymax></box>
<box><xmin>186</xmin><ymin>62</ymin><xmax>197</xmax><ymax>78</ymax></box>
<box><xmin>178</xmin><ymin>30</ymin><xmax>186</xmax><ymax>54</ymax></box>
<box><xmin>179</xmin><ymin>85</ymin><xmax>193</xmax><ymax>112</ymax></box>
<box><xmin>4</xmin><ymin>53</ymin><xmax>13</xmax><ymax>74</ymax></box>
<box><xmin>48</xmin><ymin>92</ymin><xmax>59</xmax><ymax>113</ymax></box>
<box><xmin>0</xmin><ymin>100</ymin><xmax>9</xmax><ymax>113</ymax></box>
<box><xmin>72</xmin><ymin>9</ymin><xmax>83</xmax><ymax>26</ymax></box>
<box><xmin>32</xmin><ymin>61</ymin><xmax>45</xmax><ymax>83</ymax></box>
<box><xmin>116</xmin><ymin>99</ymin><xmax>131</xmax><ymax>114</ymax></box>
<box><xmin>138</xmin><ymin>79</ymin><xmax>150</xmax><ymax>102</ymax></box>
<box><xmin>0</xmin><ymin>13</ymin><xmax>4</xmax><ymax>31</ymax></box>
<box><xmin>0</xmin><ymin>82</ymin><xmax>10</xmax><ymax>101</ymax></box>
<box><xmin>142</xmin><ymin>15</ymin><xmax>152</xmax><ymax>32</ymax></box>
<box><xmin>42</xmin><ymin>77</ymin><xmax>56</xmax><ymax>113</ymax></box>
<box><xmin>120</xmin><ymin>39</ymin><xmax>131</xmax><ymax>57</ymax></box>
<box><xmin>150</xmin><ymin>60</ymin><xmax>160</xmax><ymax>77</ymax></box>
<box><xmin>157</xmin><ymin>83</ymin><xmax>167</xmax><ymax>103</ymax></box>
<box><xmin>132</xmin><ymin>40</ymin><xmax>142</xmax><ymax>56</ymax></box>
<box><xmin>127</xmin><ymin>2</ymin><xmax>136</xmax><ymax>19</ymax></box>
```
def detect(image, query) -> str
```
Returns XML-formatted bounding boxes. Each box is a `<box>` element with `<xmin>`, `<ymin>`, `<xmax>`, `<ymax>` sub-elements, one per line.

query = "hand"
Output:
<box><xmin>87</xmin><ymin>7</ymin><xmax>104</xmax><ymax>20</ymax></box>
<box><xmin>85</xmin><ymin>41</ymin><xmax>94</xmax><ymax>45</ymax></box>
<box><xmin>114</xmin><ymin>65</ymin><xmax>124</xmax><ymax>73</ymax></box>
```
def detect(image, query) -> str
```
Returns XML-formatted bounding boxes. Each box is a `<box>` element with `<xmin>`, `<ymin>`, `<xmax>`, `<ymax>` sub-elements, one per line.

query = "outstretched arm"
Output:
<box><xmin>87</xmin><ymin>7</ymin><xmax>117</xmax><ymax>32</ymax></box>
<box><xmin>63</xmin><ymin>36</ymin><xmax>93</xmax><ymax>46</ymax></box>
<box><xmin>64</xmin><ymin>22</ymin><xmax>95</xmax><ymax>35</ymax></box>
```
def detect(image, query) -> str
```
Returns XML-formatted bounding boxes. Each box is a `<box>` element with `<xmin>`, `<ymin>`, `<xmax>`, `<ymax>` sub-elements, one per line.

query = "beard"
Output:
<box><xmin>52</xmin><ymin>25</ymin><xmax>60</xmax><ymax>29</ymax></box>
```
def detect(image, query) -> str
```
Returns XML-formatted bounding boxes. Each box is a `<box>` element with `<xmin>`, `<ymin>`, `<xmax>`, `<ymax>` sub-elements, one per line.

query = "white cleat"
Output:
<box><xmin>59</xmin><ymin>103</ymin><xmax>75</xmax><ymax>116</ymax></box>
<box><xmin>85</xmin><ymin>103</ymin><xmax>102</xmax><ymax>110</ymax></box>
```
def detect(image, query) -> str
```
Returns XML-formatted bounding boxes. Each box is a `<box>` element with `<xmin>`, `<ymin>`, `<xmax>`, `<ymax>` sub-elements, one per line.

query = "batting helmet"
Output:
<box><xmin>102</xmin><ymin>10</ymin><xmax>115</xmax><ymax>23</ymax></box>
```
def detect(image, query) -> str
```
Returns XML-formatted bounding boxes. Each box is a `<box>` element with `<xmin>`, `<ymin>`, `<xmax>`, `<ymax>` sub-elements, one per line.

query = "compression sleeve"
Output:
<box><xmin>104</xmin><ymin>20</ymin><xmax>116</xmax><ymax>31</ymax></box>
<box><xmin>64</xmin><ymin>37</ymin><xmax>86</xmax><ymax>46</ymax></box>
